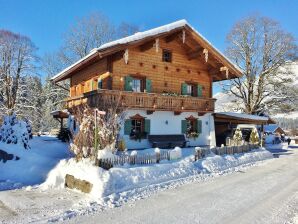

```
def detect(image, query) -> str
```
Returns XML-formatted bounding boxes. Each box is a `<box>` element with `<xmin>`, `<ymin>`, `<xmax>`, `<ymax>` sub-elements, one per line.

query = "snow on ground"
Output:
<box><xmin>0</xmin><ymin>136</ymin><xmax>280</xmax><ymax>223</ymax></box>
<box><xmin>68</xmin><ymin>145</ymin><xmax>298</xmax><ymax>224</ymax></box>
<box><xmin>0</xmin><ymin>146</ymin><xmax>274</xmax><ymax>223</ymax></box>
<box><xmin>0</xmin><ymin>136</ymin><xmax>70</xmax><ymax>191</ymax></box>
<box><xmin>1</xmin><ymin>145</ymin><xmax>295</xmax><ymax>224</ymax></box>
<box><xmin>42</xmin><ymin>147</ymin><xmax>272</xmax><ymax>200</ymax></box>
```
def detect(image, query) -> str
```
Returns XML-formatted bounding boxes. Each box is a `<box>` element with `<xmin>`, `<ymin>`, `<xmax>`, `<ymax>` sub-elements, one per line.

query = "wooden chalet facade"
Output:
<box><xmin>51</xmin><ymin>20</ymin><xmax>243</xmax><ymax>149</ymax></box>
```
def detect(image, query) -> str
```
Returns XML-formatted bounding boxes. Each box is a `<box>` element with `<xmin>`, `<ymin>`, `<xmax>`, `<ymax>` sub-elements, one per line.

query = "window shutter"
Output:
<box><xmin>124</xmin><ymin>76</ymin><xmax>133</xmax><ymax>91</ymax></box>
<box><xmin>197</xmin><ymin>120</ymin><xmax>202</xmax><ymax>133</ymax></box>
<box><xmin>197</xmin><ymin>84</ymin><xmax>203</xmax><ymax>97</ymax></box>
<box><xmin>124</xmin><ymin>119</ymin><xmax>132</xmax><ymax>135</ymax></box>
<box><xmin>98</xmin><ymin>79</ymin><xmax>103</xmax><ymax>89</ymax></box>
<box><xmin>181</xmin><ymin>120</ymin><xmax>187</xmax><ymax>134</ymax></box>
<box><xmin>91</xmin><ymin>79</ymin><xmax>93</xmax><ymax>91</ymax></box>
<box><xmin>145</xmin><ymin>79</ymin><xmax>152</xmax><ymax>93</ymax></box>
<box><xmin>107</xmin><ymin>76</ymin><xmax>113</xmax><ymax>90</ymax></box>
<box><xmin>144</xmin><ymin>119</ymin><xmax>150</xmax><ymax>134</ymax></box>
<box><xmin>181</xmin><ymin>83</ymin><xmax>188</xmax><ymax>95</ymax></box>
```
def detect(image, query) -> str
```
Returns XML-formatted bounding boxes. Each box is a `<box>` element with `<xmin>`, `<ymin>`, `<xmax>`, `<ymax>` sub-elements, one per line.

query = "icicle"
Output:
<box><xmin>220</xmin><ymin>66</ymin><xmax>229</xmax><ymax>79</ymax></box>
<box><xmin>182</xmin><ymin>30</ymin><xmax>186</xmax><ymax>44</ymax></box>
<box><xmin>155</xmin><ymin>38</ymin><xmax>159</xmax><ymax>53</ymax></box>
<box><xmin>123</xmin><ymin>49</ymin><xmax>129</xmax><ymax>64</ymax></box>
<box><xmin>203</xmin><ymin>48</ymin><xmax>208</xmax><ymax>62</ymax></box>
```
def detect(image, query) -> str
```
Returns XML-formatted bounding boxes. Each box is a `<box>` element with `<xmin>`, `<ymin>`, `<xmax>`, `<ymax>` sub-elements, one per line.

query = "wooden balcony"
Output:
<box><xmin>66</xmin><ymin>90</ymin><xmax>216</xmax><ymax>112</ymax></box>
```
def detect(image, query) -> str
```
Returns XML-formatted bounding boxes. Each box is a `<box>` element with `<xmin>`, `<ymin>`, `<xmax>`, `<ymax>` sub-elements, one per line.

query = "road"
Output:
<box><xmin>68</xmin><ymin>146</ymin><xmax>298</xmax><ymax>224</ymax></box>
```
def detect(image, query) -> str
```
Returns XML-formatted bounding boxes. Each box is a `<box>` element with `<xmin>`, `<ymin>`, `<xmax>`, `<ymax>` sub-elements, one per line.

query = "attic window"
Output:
<box><xmin>162</xmin><ymin>49</ymin><xmax>172</xmax><ymax>63</ymax></box>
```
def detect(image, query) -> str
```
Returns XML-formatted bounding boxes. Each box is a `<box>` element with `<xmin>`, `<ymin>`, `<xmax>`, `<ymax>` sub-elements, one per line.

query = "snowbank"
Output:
<box><xmin>0</xmin><ymin>136</ymin><xmax>69</xmax><ymax>190</ymax></box>
<box><xmin>200</xmin><ymin>149</ymin><xmax>273</xmax><ymax>173</ymax></box>
<box><xmin>42</xmin><ymin>148</ymin><xmax>273</xmax><ymax>199</ymax></box>
<box><xmin>41</xmin><ymin>158</ymin><xmax>110</xmax><ymax>198</ymax></box>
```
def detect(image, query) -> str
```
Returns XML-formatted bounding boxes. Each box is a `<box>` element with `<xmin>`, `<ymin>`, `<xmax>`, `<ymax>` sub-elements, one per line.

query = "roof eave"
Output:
<box><xmin>50</xmin><ymin>51</ymin><xmax>100</xmax><ymax>83</ymax></box>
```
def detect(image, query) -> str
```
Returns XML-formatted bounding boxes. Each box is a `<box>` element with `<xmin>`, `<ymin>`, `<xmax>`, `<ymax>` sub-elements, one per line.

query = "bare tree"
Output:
<box><xmin>0</xmin><ymin>30</ymin><xmax>37</xmax><ymax>116</ymax></box>
<box><xmin>224</xmin><ymin>15</ymin><xmax>297</xmax><ymax>114</ymax></box>
<box><xmin>117</xmin><ymin>22</ymin><xmax>139</xmax><ymax>38</ymax></box>
<box><xmin>59</xmin><ymin>12</ymin><xmax>116</xmax><ymax>65</ymax></box>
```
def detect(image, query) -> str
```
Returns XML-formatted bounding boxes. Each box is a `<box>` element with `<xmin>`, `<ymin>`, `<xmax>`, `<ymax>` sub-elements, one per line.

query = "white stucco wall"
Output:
<box><xmin>119</xmin><ymin>110</ymin><xmax>216</xmax><ymax>149</ymax></box>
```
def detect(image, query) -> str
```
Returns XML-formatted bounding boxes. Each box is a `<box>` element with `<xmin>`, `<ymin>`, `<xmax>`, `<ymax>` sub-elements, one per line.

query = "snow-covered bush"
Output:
<box><xmin>0</xmin><ymin>114</ymin><xmax>32</xmax><ymax>149</ymax></box>
<box><xmin>233</xmin><ymin>128</ymin><xmax>243</xmax><ymax>146</ymax></box>
<box><xmin>169</xmin><ymin>147</ymin><xmax>182</xmax><ymax>160</ymax></box>
<box><xmin>70</xmin><ymin>105</ymin><xmax>124</xmax><ymax>161</ymax></box>
<box><xmin>249</xmin><ymin>128</ymin><xmax>259</xmax><ymax>144</ymax></box>
<box><xmin>67</xmin><ymin>114</ymin><xmax>79</xmax><ymax>135</ymax></box>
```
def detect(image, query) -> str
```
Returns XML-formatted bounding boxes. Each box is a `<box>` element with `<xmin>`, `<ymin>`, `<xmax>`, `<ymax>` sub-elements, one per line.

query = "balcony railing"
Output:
<box><xmin>66</xmin><ymin>90</ymin><xmax>216</xmax><ymax>112</ymax></box>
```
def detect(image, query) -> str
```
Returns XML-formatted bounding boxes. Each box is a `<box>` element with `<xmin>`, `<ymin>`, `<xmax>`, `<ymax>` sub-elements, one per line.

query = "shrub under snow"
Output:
<box><xmin>0</xmin><ymin>114</ymin><xmax>32</xmax><ymax>149</ymax></box>
<box><xmin>169</xmin><ymin>147</ymin><xmax>182</xmax><ymax>160</ymax></box>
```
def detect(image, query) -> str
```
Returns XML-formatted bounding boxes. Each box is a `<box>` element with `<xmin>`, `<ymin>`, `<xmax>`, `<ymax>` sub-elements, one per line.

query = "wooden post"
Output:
<box><xmin>261</xmin><ymin>124</ymin><xmax>264</xmax><ymax>147</ymax></box>
<box><xmin>156</xmin><ymin>151</ymin><xmax>160</xmax><ymax>163</ymax></box>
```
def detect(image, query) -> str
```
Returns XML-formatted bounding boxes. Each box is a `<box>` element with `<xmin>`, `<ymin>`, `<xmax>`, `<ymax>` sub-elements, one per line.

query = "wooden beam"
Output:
<box><xmin>139</xmin><ymin>40</ymin><xmax>155</xmax><ymax>52</ymax></box>
<box><xmin>165</xmin><ymin>32</ymin><xmax>179</xmax><ymax>43</ymax></box>
<box><xmin>187</xmin><ymin>48</ymin><xmax>203</xmax><ymax>60</ymax></box>
<box><xmin>184</xmin><ymin>26</ymin><xmax>242</xmax><ymax>77</ymax></box>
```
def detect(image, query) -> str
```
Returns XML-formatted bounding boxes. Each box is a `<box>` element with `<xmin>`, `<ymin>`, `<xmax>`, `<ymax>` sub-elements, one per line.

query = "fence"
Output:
<box><xmin>96</xmin><ymin>144</ymin><xmax>259</xmax><ymax>170</ymax></box>
<box><xmin>95</xmin><ymin>150</ymin><xmax>170</xmax><ymax>170</ymax></box>
<box><xmin>194</xmin><ymin>144</ymin><xmax>259</xmax><ymax>161</ymax></box>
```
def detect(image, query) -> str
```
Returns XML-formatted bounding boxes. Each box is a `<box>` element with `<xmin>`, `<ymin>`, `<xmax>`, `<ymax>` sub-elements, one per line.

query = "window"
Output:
<box><xmin>187</xmin><ymin>119</ymin><xmax>197</xmax><ymax>133</ymax></box>
<box><xmin>162</xmin><ymin>49</ymin><xmax>172</xmax><ymax>62</ymax></box>
<box><xmin>124</xmin><ymin>114</ymin><xmax>150</xmax><ymax>138</ymax></box>
<box><xmin>186</xmin><ymin>83</ymin><xmax>197</xmax><ymax>97</ymax></box>
<box><xmin>131</xmin><ymin>119</ymin><xmax>144</xmax><ymax>136</ymax></box>
<box><xmin>131</xmin><ymin>77</ymin><xmax>145</xmax><ymax>92</ymax></box>
<box><xmin>182</xmin><ymin>116</ymin><xmax>202</xmax><ymax>137</ymax></box>
<box><xmin>132</xmin><ymin>78</ymin><xmax>142</xmax><ymax>92</ymax></box>
<box><xmin>128</xmin><ymin>114</ymin><xmax>146</xmax><ymax>139</ymax></box>
<box><xmin>125</xmin><ymin>76</ymin><xmax>149</xmax><ymax>92</ymax></box>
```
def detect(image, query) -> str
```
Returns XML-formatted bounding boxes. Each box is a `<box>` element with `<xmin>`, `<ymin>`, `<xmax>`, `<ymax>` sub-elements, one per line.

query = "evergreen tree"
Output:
<box><xmin>249</xmin><ymin>128</ymin><xmax>259</xmax><ymax>144</ymax></box>
<box><xmin>233</xmin><ymin>128</ymin><xmax>243</xmax><ymax>146</ymax></box>
<box><xmin>40</xmin><ymin>75</ymin><xmax>69</xmax><ymax>132</ymax></box>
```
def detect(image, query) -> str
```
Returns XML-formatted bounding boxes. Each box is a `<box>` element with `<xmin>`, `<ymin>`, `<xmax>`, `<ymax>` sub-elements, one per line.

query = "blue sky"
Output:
<box><xmin>0</xmin><ymin>0</ymin><xmax>297</xmax><ymax>93</ymax></box>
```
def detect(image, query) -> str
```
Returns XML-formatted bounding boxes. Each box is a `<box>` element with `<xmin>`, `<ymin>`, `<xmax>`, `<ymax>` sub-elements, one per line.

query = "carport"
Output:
<box><xmin>213</xmin><ymin>112</ymin><xmax>275</xmax><ymax>146</ymax></box>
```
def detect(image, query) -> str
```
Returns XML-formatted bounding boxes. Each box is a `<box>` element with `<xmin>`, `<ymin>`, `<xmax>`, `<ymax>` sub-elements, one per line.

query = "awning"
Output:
<box><xmin>50</xmin><ymin>110</ymin><xmax>69</xmax><ymax>119</ymax></box>
<box><xmin>213</xmin><ymin>112</ymin><xmax>275</xmax><ymax>125</ymax></box>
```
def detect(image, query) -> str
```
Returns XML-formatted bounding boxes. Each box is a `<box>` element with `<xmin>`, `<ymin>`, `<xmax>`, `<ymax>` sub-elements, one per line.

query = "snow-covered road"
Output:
<box><xmin>68</xmin><ymin>146</ymin><xmax>298</xmax><ymax>224</ymax></box>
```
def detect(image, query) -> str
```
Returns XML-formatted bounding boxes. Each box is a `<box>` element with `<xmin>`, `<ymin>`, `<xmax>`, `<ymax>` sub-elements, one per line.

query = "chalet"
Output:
<box><xmin>264</xmin><ymin>124</ymin><xmax>286</xmax><ymax>136</ymax></box>
<box><xmin>51</xmin><ymin>20</ymin><xmax>244</xmax><ymax>149</ymax></box>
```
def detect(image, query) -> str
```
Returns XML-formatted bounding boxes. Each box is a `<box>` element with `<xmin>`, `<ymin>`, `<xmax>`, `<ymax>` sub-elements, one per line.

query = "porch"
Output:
<box><xmin>65</xmin><ymin>89</ymin><xmax>216</xmax><ymax>113</ymax></box>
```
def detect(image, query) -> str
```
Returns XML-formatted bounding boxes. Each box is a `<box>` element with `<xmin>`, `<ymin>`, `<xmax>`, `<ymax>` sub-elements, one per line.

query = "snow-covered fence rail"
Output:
<box><xmin>96</xmin><ymin>150</ymin><xmax>170</xmax><ymax>170</ymax></box>
<box><xmin>195</xmin><ymin>144</ymin><xmax>259</xmax><ymax>161</ymax></box>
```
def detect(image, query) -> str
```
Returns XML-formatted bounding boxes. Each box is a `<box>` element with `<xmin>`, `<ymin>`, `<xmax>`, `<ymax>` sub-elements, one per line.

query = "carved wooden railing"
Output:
<box><xmin>65</xmin><ymin>90</ymin><xmax>216</xmax><ymax>112</ymax></box>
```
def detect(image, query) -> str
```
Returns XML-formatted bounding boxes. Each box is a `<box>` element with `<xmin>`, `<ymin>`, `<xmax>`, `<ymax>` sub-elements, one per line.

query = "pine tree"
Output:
<box><xmin>233</xmin><ymin>128</ymin><xmax>243</xmax><ymax>146</ymax></box>
<box><xmin>40</xmin><ymin>75</ymin><xmax>69</xmax><ymax>132</ymax></box>
<box><xmin>249</xmin><ymin>128</ymin><xmax>259</xmax><ymax>144</ymax></box>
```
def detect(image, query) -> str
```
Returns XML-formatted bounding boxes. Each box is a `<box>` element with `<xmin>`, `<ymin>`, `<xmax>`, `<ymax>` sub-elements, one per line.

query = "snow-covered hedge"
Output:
<box><xmin>0</xmin><ymin>114</ymin><xmax>32</xmax><ymax>149</ymax></box>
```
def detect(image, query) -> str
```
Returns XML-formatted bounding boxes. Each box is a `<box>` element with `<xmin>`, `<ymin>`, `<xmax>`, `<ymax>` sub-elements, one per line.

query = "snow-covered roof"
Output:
<box><xmin>51</xmin><ymin>19</ymin><xmax>243</xmax><ymax>82</ymax></box>
<box><xmin>264</xmin><ymin>124</ymin><xmax>279</xmax><ymax>133</ymax></box>
<box><xmin>216</xmin><ymin>112</ymin><xmax>270</xmax><ymax>121</ymax></box>
<box><xmin>95</xmin><ymin>20</ymin><xmax>188</xmax><ymax>52</ymax></box>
